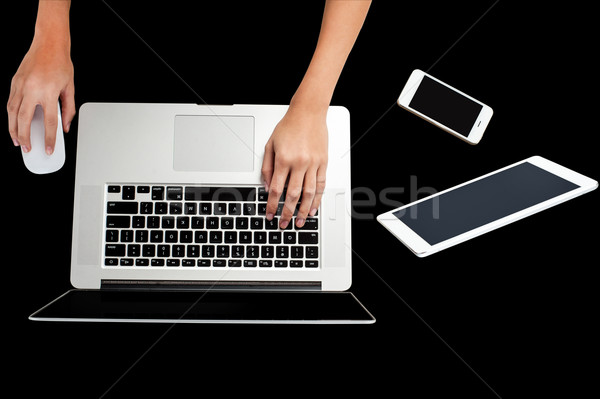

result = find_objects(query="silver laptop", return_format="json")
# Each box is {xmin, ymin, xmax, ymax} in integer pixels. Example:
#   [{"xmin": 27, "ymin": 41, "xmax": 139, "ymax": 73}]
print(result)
[{"xmin": 30, "ymin": 103, "xmax": 374, "ymax": 324}]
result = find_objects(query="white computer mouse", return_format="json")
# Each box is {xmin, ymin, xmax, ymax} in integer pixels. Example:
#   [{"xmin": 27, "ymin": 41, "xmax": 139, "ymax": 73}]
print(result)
[{"xmin": 21, "ymin": 103, "xmax": 65, "ymax": 174}]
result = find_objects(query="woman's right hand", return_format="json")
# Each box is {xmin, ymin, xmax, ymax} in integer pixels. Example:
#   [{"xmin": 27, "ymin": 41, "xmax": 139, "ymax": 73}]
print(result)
[
  {"xmin": 7, "ymin": 37, "xmax": 75, "ymax": 155},
  {"xmin": 7, "ymin": 0, "xmax": 75, "ymax": 155}
]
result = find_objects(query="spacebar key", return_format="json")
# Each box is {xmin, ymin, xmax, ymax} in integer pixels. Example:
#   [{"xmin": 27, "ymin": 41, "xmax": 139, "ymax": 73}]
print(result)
[{"xmin": 107, "ymin": 202, "xmax": 138, "ymax": 214}]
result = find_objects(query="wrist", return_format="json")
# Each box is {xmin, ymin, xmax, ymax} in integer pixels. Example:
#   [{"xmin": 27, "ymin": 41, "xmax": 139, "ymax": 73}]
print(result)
[
  {"xmin": 289, "ymin": 88, "xmax": 331, "ymax": 120},
  {"xmin": 31, "ymin": 33, "xmax": 71, "ymax": 57},
  {"xmin": 33, "ymin": 1, "xmax": 71, "ymax": 53}
]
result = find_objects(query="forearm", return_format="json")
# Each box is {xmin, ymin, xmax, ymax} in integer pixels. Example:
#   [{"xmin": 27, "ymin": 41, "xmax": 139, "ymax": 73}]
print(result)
[
  {"xmin": 290, "ymin": 0, "xmax": 371, "ymax": 114},
  {"xmin": 33, "ymin": 0, "xmax": 71, "ymax": 53}
]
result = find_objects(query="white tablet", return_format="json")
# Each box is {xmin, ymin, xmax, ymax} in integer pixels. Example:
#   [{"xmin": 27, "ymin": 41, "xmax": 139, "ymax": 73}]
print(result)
[{"xmin": 377, "ymin": 156, "xmax": 597, "ymax": 257}]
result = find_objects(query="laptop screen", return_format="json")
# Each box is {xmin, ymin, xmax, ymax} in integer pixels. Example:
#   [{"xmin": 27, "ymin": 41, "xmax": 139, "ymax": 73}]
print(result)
[{"xmin": 30, "ymin": 290, "xmax": 374, "ymax": 324}]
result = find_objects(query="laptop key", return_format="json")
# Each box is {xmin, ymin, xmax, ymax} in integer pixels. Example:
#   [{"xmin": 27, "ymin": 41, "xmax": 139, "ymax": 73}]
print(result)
[
  {"xmin": 185, "ymin": 203, "xmax": 197, "ymax": 215},
  {"xmin": 167, "ymin": 186, "xmax": 183, "ymax": 200},
  {"xmin": 169, "ymin": 203, "xmax": 183, "ymax": 214},
  {"xmin": 210, "ymin": 231, "xmax": 222, "ymax": 243},
  {"xmin": 142, "ymin": 244, "xmax": 155, "ymax": 257},
  {"xmin": 151, "ymin": 186, "xmax": 165, "ymax": 200},
  {"xmin": 127, "ymin": 244, "xmax": 140, "ymax": 257},
  {"xmin": 228, "ymin": 203, "xmax": 241, "ymax": 215},
  {"xmin": 261, "ymin": 245, "xmax": 274, "ymax": 258},
  {"xmin": 162, "ymin": 216, "xmax": 175, "ymax": 228},
  {"xmin": 191, "ymin": 216, "xmax": 205, "ymax": 229},
  {"xmin": 250, "ymin": 217, "xmax": 263, "ymax": 229},
  {"xmin": 214, "ymin": 203, "xmax": 227, "ymax": 215},
  {"xmin": 202, "ymin": 245, "xmax": 215, "ymax": 258},
  {"xmin": 224, "ymin": 231, "xmax": 237, "ymax": 243},
  {"xmin": 150, "ymin": 230, "xmax": 163, "ymax": 243},
  {"xmin": 147, "ymin": 216, "xmax": 160, "ymax": 228},
  {"xmin": 105, "ymin": 244, "xmax": 125, "ymax": 257},
  {"xmin": 152, "ymin": 259, "xmax": 165, "ymax": 266},
  {"xmin": 306, "ymin": 246, "xmax": 318, "ymax": 258},
  {"xmin": 291, "ymin": 246, "xmax": 303, "ymax": 258},
  {"xmin": 177, "ymin": 216, "xmax": 189, "ymax": 229},
  {"xmin": 106, "ymin": 230, "xmax": 119, "ymax": 242},
  {"xmin": 295, "ymin": 218, "xmax": 318, "ymax": 230},
  {"xmin": 180, "ymin": 231, "xmax": 193, "ymax": 243},
  {"xmin": 155, "ymin": 202, "xmax": 168, "ymax": 214},
  {"xmin": 221, "ymin": 217, "xmax": 234, "ymax": 229},
  {"xmin": 207, "ymin": 217, "xmax": 219, "ymax": 229},
  {"xmin": 257, "ymin": 203, "xmax": 267, "ymax": 215},
  {"xmin": 136, "ymin": 230, "xmax": 148, "ymax": 242},
  {"xmin": 122, "ymin": 186, "xmax": 135, "ymax": 200},
  {"xmin": 132, "ymin": 216, "xmax": 145, "ymax": 228},
  {"xmin": 265, "ymin": 218, "xmax": 278, "ymax": 230},
  {"xmin": 235, "ymin": 217, "xmax": 248, "ymax": 229},
  {"xmin": 105, "ymin": 258, "xmax": 119, "ymax": 266},
  {"xmin": 165, "ymin": 230, "xmax": 178, "ymax": 243},
  {"xmin": 269, "ymin": 232, "xmax": 281, "ymax": 244},
  {"xmin": 253, "ymin": 232, "xmax": 266, "ymax": 244},
  {"xmin": 157, "ymin": 245, "xmax": 170, "ymax": 257},
  {"xmin": 199, "ymin": 203, "xmax": 212, "ymax": 215},
  {"xmin": 172, "ymin": 245, "xmax": 185, "ymax": 257},
  {"xmin": 246, "ymin": 245, "xmax": 259, "ymax": 258},
  {"xmin": 298, "ymin": 232, "xmax": 318, "ymax": 244},
  {"xmin": 257, "ymin": 188, "xmax": 268, "ymax": 201},
  {"xmin": 243, "ymin": 203, "xmax": 256, "ymax": 215},
  {"xmin": 276, "ymin": 245, "xmax": 289, "ymax": 258},
  {"xmin": 232, "ymin": 245, "xmax": 244, "ymax": 258},
  {"xmin": 217, "ymin": 245, "xmax": 229, "ymax": 258},
  {"xmin": 195, "ymin": 231, "xmax": 208, "ymax": 243},
  {"xmin": 107, "ymin": 202, "xmax": 138, "ymax": 214},
  {"xmin": 140, "ymin": 202, "xmax": 153, "ymax": 214},
  {"xmin": 121, "ymin": 230, "xmax": 134, "ymax": 244},
  {"xmin": 187, "ymin": 245, "xmax": 200, "ymax": 258},
  {"xmin": 283, "ymin": 232, "xmax": 296, "ymax": 244},
  {"xmin": 135, "ymin": 259, "xmax": 149, "ymax": 267},
  {"xmin": 239, "ymin": 231, "xmax": 252, "ymax": 243}
]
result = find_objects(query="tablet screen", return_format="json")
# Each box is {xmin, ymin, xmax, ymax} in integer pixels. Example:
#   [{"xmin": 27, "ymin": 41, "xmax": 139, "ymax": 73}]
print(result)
[{"xmin": 393, "ymin": 162, "xmax": 579, "ymax": 245}]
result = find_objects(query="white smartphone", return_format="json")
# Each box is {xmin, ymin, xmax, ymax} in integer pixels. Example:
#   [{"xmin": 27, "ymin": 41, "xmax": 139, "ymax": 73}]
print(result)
[
  {"xmin": 377, "ymin": 156, "xmax": 597, "ymax": 257},
  {"xmin": 397, "ymin": 69, "xmax": 493, "ymax": 144}
]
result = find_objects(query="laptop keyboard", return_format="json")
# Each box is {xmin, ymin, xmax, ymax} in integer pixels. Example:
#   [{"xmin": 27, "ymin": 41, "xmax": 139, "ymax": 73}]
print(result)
[{"xmin": 103, "ymin": 185, "xmax": 319, "ymax": 269}]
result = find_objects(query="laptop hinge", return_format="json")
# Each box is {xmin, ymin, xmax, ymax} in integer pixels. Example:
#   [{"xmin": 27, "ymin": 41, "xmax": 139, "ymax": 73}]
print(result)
[{"xmin": 101, "ymin": 280, "xmax": 321, "ymax": 291}]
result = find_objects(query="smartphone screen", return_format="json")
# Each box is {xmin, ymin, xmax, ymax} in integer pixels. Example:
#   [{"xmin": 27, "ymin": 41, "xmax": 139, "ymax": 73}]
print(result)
[{"xmin": 409, "ymin": 76, "xmax": 483, "ymax": 136}]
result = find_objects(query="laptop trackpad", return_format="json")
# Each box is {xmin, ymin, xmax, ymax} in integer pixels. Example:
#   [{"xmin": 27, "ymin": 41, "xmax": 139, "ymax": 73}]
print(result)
[{"xmin": 173, "ymin": 115, "xmax": 255, "ymax": 172}]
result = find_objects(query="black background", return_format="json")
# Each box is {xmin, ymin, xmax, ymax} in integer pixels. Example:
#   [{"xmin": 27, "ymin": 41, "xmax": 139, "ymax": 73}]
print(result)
[{"xmin": 3, "ymin": 1, "xmax": 598, "ymax": 397}]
